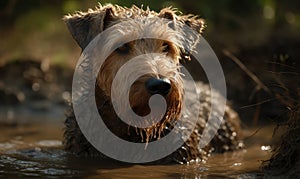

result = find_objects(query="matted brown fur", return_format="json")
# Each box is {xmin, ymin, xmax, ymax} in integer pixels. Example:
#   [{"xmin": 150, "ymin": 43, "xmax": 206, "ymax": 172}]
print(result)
[{"xmin": 63, "ymin": 4, "xmax": 243, "ymax": 163}]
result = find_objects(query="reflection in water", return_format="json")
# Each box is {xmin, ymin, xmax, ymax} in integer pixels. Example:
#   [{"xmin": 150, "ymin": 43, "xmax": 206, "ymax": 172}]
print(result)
[{"xmin": 0, "ymin": 122, "xmax": 272, "ymax": 178}]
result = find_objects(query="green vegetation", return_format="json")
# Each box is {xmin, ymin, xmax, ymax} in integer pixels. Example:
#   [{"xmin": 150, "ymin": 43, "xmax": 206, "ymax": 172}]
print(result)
[{"xmin": 0, "ymin": 0, "xmax": 299, "ymax": 66}]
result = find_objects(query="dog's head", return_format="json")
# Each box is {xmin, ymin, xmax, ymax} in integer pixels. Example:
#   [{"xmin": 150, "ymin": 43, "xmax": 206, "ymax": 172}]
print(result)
[{"xmin": 64, "ymin": 4, "xmax": 205, "ymax": 141}]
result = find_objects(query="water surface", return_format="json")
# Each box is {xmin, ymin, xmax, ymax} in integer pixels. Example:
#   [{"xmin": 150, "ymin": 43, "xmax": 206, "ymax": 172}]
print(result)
[{"xmin": 0, "ymin": 120, "xmax": 273, "ymax": 178}]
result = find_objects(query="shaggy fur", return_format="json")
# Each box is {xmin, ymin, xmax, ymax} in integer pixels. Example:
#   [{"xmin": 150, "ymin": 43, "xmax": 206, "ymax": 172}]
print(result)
[{"xmin": 63, "ymin": 4, "xmax": 243, "ymax": 163}]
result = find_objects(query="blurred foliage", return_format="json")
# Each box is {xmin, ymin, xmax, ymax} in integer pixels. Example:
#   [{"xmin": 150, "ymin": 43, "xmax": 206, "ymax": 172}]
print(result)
[
  {"xmin": 0, "ymin": 0, "xmax": 299, "ymax": 126},
  {"xmin": 0, "ymin": 0, "xmax": 299, "ymax": 65}
]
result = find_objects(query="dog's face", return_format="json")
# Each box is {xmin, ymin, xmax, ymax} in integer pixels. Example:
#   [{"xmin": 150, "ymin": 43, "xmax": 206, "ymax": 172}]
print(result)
[
  {"xmin": 64, "ymin": 4, "xmax": 205, "ymax": 140},
  {"xmin": 99, "ymin": 37, "xmax": 182, "ymax": 116}
]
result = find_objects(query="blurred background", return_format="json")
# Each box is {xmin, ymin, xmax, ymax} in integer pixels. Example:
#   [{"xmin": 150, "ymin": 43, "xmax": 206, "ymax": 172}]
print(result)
[{"xmin": 0, "ymin": 0, "xmax": 299, "ymax": 125}]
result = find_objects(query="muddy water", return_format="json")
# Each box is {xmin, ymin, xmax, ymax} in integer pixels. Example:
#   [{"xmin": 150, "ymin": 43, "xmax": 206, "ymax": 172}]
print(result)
[{"xmin": 0, "ymin": 119, "xmax": 274, "ymax": 178}]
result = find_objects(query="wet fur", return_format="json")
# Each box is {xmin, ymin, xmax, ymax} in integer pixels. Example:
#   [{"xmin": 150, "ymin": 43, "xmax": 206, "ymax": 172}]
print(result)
[{"xmin": 63, "ymin": 4, "xmax": 243, "ymax": 163}]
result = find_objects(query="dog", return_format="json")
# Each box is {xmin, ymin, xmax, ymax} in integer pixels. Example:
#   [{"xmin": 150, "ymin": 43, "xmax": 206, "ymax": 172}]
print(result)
[{"xmin": 63, "ymin": 4, "xmax": 243, "ymax": 164}]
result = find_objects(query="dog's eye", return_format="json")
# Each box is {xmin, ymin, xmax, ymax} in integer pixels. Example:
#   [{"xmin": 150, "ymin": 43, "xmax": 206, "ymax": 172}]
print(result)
[
  {"xmin": 162, "ymin": 43, "xmax": 170, "ymax": 53},
  {"xmin": 116, "ymin": 43, "xmax": 130, "ymax": 54}
]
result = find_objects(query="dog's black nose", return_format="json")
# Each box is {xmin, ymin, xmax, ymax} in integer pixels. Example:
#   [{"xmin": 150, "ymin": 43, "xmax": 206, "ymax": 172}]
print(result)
[{"xmin": 145, "ymin": 77, "xmax": 171, "ymax": 96}]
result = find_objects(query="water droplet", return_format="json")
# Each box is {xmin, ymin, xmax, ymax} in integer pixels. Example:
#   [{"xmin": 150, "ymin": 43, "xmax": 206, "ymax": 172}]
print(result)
[
  {"xmin": 233, "ymin": 162, "xmax": 242, "ymax": 166},
  {"xmin": 261, "ymin": 145, "xmax": 271, "ymax": 151}
]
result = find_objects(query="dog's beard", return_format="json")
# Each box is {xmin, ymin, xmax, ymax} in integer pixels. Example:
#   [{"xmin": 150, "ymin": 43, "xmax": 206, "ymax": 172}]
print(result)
[
  {"xmin": 132, "ymin": 85, "xmax": 183, "ymax": 145},
  {"xmin": 96, "ymin": 83, "xmax": 182, "ymax": 147},
  {"xmin": 134, "ymin": 103, "xmax": 182, "ymax": 146}
]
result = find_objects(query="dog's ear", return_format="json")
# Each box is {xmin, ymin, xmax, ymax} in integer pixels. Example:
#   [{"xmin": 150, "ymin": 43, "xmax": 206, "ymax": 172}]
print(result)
[
  {"xmin": 158, "ymin": 8, "xmax": 177, "ymax": 29},
  {"xmin": 180, "ymin": 15, "xmax": 206, "ymax": 35},
  {"xmin": 178, "ymin": 16, "xmax": 206, "ymax": 61},
  {"xmin": 159, "ymin": 9, "xmax": 206, "ymax": 61},
  {"xmin": 158, "ymin": 8, "xmax": 176, "ymax": 20},
  {"xmin": 63, "ymin": 5, "xmax": 116, "ymax": 49}
]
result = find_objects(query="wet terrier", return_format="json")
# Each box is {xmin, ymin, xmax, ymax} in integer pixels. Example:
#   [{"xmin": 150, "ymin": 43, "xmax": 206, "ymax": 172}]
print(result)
[{"xmin": 63, "ymin": 4, "xmax": 243, "ymax": 163}]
